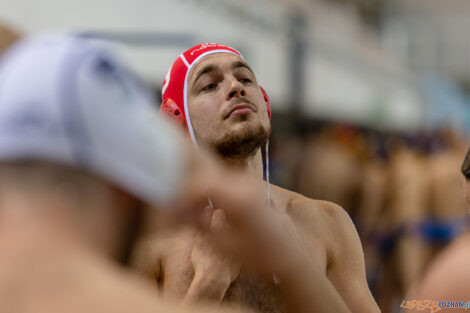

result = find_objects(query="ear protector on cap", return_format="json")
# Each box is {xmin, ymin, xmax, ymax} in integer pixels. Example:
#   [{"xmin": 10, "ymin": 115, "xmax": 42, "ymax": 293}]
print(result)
[{"xmin": 160, "ymin": 98, "xmax": 186, "ymax": 126}]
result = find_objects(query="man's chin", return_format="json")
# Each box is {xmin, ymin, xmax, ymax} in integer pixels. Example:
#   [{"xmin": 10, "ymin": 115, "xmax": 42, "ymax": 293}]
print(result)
[
  {"xmin": 225, "ymin": 112, "xmax": 254, "ymax": 124},
  {"xmin": 213, "ymin": 122, "xmax": 270, "ymax": 159},
  {"xmin": 226, "ymin": 119, "xmax": 253, "ymax": 132},
  {"xmin": 226, "ymin": 119, "xmax": 262, "ymax": 139}
]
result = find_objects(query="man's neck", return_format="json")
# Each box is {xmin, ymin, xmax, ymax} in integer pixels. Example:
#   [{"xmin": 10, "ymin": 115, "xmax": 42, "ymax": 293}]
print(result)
[
  {"xmin": 0, "ymin": 189, "xmax": 110, "ymax": 260},
  {"xmin": 221, "ymin": 149, "xmax": 264, "ymax": 181},
  {"xmin": 0, "ymin": 191, "xmax": 83, "ymax": 250}
]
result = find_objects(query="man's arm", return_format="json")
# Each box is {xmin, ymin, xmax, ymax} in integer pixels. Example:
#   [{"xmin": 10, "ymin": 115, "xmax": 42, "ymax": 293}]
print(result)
[
  {"xmin": 274, "ymin": 252, "xmax": 353, "ymax": 313},
  {"xmin": 270, "ymin": 200, "xmax": 355, "ymax": 313},
  {"xmin": 306, "ymin": 201, "xmax": 381, "ymax": 313}
]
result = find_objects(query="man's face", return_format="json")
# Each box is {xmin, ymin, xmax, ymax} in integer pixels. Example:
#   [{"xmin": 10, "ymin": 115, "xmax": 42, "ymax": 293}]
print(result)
[{"xmin": 187, "ymin": 53, "xmax": 270, "ymax": 158}]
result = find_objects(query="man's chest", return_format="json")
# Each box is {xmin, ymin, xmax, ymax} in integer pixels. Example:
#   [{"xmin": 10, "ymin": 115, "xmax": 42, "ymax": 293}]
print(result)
[
  {"xmin": 159, "ymin": 223, "xmax": 328, "ymax": 313},
  {"xmin": 161, "ymin": 250, "xmax": 287, "ymax": 313},
  {"xmin": 223, "ymin": 270, "xmax": 287, "ymax": 313}
]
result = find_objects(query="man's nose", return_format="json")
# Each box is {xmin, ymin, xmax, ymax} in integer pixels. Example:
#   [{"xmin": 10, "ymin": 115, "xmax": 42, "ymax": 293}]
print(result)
[{"xmin": 226, "ymin": 77, "xmax": 245, "ymax": 100}]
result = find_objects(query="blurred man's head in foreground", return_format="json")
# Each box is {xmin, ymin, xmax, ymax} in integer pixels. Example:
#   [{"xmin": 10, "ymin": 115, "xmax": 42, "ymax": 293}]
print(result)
[{"xmin": 0, "ymin": 34, "xmax": 186, "ymax": 264}]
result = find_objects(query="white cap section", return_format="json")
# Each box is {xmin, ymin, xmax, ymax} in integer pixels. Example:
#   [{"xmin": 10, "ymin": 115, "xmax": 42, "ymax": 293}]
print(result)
[{"xmin": 0, "ymin": 34, "xmax": 186, "ymax": 207}]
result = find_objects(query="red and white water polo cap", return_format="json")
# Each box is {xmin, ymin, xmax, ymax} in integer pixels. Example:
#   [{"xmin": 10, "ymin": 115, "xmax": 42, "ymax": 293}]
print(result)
[{"xmin": 161, "ymin": 43, "xmax": 271, "ymax": 145}]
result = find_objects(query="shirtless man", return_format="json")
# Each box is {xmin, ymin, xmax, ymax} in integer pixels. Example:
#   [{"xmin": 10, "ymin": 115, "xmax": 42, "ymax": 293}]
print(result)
[
  {"xmin": 409, "ymin": 146, "xmax": 470, "ymax": 313},
  {"xmin": 132, "ymin": 43, "xmax": 380, "ymax": 313},
  {"xmin": 0, "ymin": 35, "xmax": 264, "ymax": 313}
]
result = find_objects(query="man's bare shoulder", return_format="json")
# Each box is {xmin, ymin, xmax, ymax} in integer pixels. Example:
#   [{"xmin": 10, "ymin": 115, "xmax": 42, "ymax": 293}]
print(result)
[
  {"xmin": 270, "ymin": 184, "xmax": 360, "ymax": 264},
  {"xmin": 131, "ymin": 228, "xmax": 193, "ymax": 278},
  {"xmin": 271, "ymin": 184, "xmax": 351, "ymax": 230}
]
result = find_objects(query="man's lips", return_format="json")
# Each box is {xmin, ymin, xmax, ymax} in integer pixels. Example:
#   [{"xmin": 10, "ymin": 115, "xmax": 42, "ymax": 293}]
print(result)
[{"xmin": 225, "ymin": 103, "xmax": 255, "ymax": 119}]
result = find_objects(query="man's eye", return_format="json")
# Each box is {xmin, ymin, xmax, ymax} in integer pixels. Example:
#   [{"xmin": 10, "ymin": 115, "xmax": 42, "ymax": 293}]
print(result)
[
  {"xmin": 202, "ymin": 83, "xmax": 217, "ymax": 91},
  {"xmin": 239, "ymin": 78, "xmax": 252, "ymax": 84}
]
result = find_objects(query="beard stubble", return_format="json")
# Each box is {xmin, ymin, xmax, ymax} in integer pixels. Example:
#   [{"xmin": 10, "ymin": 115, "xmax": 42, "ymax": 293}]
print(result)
[{"xmin": 211, "ymin": 121, "xmax": 270, "ymax": 159}]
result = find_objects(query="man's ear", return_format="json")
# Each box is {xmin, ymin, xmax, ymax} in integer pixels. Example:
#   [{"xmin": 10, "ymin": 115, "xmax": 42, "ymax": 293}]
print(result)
[{"xmin": 160, "ymin": 98, "xmax": 186, "ymax": 126}]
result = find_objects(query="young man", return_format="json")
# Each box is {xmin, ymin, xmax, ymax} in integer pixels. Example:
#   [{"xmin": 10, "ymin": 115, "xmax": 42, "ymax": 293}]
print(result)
[
  {"xmin": 0, "ymin": 35, "xmax": 262, "ymax": 313},
  {"xmin": 132, "ymin": 43, "xmax": 380, "ymax": 313}
]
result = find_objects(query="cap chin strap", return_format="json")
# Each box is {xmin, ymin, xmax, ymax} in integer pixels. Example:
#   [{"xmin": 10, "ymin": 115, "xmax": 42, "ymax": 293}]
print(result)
[
  {"xmin": 267, "ymin": 138, "xmax": 278, "ymax": 286},
  {"xmin": 265, "ymin": 140, "xmax": 271, "ymax": 204}
]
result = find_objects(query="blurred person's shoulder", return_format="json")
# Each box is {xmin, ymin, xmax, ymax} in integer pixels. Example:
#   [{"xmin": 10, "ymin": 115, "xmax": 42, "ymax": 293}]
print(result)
[
  {"xmin": 0, "ymin": 241, "xmax": 165, "ymax": 313},
  {"xmin": 417, "ymin": 233, "xmax": 470, "ymax": 299}
]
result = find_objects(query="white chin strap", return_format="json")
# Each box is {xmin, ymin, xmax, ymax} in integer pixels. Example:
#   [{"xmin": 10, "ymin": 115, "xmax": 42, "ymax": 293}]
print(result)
[{"xmin": 265, "ymin": 140, "xmax": 271, "ymax": 204}]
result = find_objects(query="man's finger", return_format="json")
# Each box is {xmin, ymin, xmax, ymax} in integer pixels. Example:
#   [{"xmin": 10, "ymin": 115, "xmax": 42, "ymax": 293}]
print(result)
[
  {"xmin": 200, "ymin": 205, "xmax": 213, "ymax": 231},
  {"xmin": 210, "ymin": 209, "xmax": 226, "ymax": 229}
]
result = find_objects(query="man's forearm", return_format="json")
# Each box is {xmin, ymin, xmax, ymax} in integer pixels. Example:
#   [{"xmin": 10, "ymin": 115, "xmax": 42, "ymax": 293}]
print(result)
[
  {"xmin": 277, "ymin": 258, "xmax": 352, "ymax": 313},
  {"xmin": 182, "ymin": 272, "xmax": 231, "ymax": 305}
]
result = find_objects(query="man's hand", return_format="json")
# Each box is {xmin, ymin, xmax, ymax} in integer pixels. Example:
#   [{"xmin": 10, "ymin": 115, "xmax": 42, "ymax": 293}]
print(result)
[
  {"xmin": 205, "ymin": 182, "xmax": 353, "ymax": 313},
  {"xmin": 183, "ymin": 207, "xmax": 241, "ymax": 305},
  {"xmin": 205, "ymin": 186, "xmax": 311, "ymax": 278}
]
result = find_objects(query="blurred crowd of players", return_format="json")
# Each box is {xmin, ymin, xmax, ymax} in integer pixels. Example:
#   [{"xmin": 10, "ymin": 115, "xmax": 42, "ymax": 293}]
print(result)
[{"xmin": 269, "ymin": 119, "xmax": 468, "ymax": 313}]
